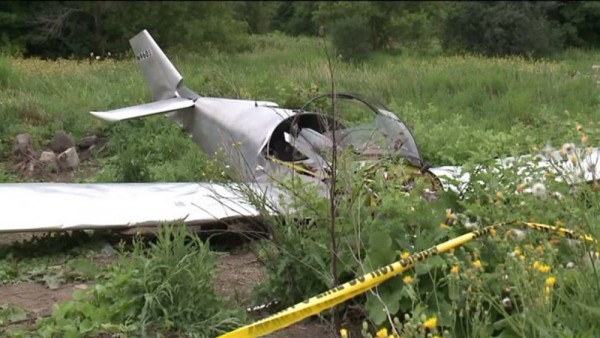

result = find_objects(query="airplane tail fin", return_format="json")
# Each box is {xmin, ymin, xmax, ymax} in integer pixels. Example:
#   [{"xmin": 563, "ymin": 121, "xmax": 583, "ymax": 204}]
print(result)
[{"xmin": 129, "ymin": 30, "xmax": 183, "ymax": 101}]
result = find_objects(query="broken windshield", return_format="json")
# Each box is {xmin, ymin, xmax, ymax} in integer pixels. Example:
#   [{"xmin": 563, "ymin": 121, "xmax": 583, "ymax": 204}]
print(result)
[
  {"xmin": 332, "ymin": 113, "xmax": 422, "ymax": 166},
  {"xmin": 264, "ymin": 93, "xmax": 423, "ymax": 179},
  {"xmin": 299, "ymin": 93, "xmax": 422, "ymax": 166}
]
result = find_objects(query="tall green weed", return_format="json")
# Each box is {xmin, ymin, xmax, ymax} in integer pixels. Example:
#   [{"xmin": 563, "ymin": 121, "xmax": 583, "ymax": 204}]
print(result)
[{"xmin": 33, "ymin": 223, "xmax": 245, "ymax": 337}]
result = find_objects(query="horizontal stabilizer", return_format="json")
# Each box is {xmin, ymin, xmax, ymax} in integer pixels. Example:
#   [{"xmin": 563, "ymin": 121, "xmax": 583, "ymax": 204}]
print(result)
[{"xmin": 90, "ymin": 97, "xmax": 194, "ymax": 122}]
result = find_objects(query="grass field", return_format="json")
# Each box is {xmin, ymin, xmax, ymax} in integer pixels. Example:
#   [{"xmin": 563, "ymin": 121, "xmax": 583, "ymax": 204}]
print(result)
[{"xmin": 1, "ymin": 33, "xmax": 600, "ymax": 337}]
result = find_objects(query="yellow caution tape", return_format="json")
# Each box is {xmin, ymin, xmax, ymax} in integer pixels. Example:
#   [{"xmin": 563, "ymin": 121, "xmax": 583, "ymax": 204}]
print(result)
[{"xmin": 218, "ymin": 221, "xmax": 597, "ymax": 338}]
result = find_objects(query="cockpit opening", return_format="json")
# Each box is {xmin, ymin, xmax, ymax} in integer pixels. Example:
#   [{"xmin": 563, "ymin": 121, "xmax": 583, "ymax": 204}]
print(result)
[{"xmin": 263, "ymin": 93, "xmax": 424, "ymax": 180}]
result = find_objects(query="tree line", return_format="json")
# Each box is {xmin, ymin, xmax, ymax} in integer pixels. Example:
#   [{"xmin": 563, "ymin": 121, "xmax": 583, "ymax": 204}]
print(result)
[{"xmin": 0, "ymin": 1, "xmax": 598, "ymax": 60}]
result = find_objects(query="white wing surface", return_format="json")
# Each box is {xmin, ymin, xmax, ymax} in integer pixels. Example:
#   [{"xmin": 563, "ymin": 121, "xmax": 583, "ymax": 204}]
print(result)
[
  {"xmin": 431, "ymin": 147, "xmax": 600, "ymax": 194},
  {"xmin": 0, "ymin": 182, "xmax": 260, "ymax": 232}
]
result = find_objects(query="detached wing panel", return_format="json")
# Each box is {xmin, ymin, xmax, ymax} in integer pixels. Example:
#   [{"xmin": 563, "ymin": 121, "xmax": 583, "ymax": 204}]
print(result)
[
  {"xmin": 90, "ymin": 97, "xmax": 194, "ymax": 122},
  {"xmin": 0, "ymin": 183, "xmax": 259, "ymax": 232},
  {"xmin": 431, "ymin": 147, "xmax": 600, "ymax": 194}
]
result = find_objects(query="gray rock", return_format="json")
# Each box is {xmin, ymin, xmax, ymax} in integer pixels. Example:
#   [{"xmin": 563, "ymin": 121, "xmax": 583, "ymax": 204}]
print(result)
[
  {"xmin": 51, "ymin": 131, "xmax": 75, "ymax": 154},
  {"xmin": 27, "ymin": 161, "xmax": 39, "ymax": 173},
  {"xmin": 57, "ymin": 147, "xmax": 80, "ymax": 171},
  {"xmin": 77, "ymin": 135, "xmax": 98, "ymax": 149},
  {"xmin": 12, "ymin": 133, "xmax": 32, "ymax": 156},
  {"xmin": 100, "ymin": 242, "xmax": 117, "ymax": 256},
  {"xmin": 39, "ymin": 151, "xmax": 58, "ymax": 171},
  {"xmin": 32, "ymin": 150, "xmax": 42, "ymax": 161}
]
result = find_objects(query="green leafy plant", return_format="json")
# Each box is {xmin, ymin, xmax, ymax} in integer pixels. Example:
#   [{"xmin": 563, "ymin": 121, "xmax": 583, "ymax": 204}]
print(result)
[{"xmin": 34, "ymin": 223, "xmax": 245, "ymax": 337}]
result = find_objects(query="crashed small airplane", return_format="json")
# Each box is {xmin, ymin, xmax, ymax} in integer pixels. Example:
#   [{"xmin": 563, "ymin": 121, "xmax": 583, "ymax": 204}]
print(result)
[{"xmin": 1, "ymin": 30, "xmax": 599, "ymax": 233}]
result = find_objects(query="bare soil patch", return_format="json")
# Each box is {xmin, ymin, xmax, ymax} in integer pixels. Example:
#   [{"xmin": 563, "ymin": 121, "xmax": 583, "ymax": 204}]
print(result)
[
  {"xmin": 0, "ymin": 281, "xmax": 81, "ymax": 315},
  {"xmin": 0, "ymin": 281, "xmax": 86, "ymax": 332},
  {"xmin": 0, "ymin": 242, "xmax": 335, "ymax": 337},
  {"xmin": 214, "ymin": 249, "xmax": 337, "ymax": 338}
]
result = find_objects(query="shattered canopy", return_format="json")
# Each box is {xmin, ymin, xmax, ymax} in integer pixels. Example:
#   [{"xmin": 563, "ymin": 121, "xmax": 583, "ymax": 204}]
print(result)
[
  {"xmin": 301, "ymin": 93, "xmax": 422, "ymax": 166},
  {"xmin": 263, "ymin": 93, "xmax": 424, "ymax": 181}
]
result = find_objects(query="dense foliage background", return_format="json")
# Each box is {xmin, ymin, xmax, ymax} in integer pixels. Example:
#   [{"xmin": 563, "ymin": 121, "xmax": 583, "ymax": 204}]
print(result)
[
  {"xmin": 1, "ymin": 1, "xmax": 599, "ymax": 60},
  {"xmin": 1, "ymin": 2, "xmax": 600, "ymax": 337}
]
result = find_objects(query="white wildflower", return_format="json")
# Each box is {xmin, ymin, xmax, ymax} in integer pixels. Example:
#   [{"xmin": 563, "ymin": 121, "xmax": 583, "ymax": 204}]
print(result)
[
  {"xmin": 532, "ymin": 182, "xmax": 546, "ymax": 198},
  {"xmin": 464, "ymin": 220, "xmax": 478, "ymax": 230},
  {"xmin": 509, "ymin": 229, "xmax": 526, "ymax": 241},
  {"xmin": 561, "ymin": 143, "xmax": 576, "ymax": 157},
  {"xmin": 566, "ymin": 261, "xmax": 575, "ymax": 269}
]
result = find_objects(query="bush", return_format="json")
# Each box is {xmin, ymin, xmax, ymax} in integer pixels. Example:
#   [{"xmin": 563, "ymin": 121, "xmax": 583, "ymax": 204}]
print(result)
[
  {"xmin": 0, "ymin": 55, "xmax": 19, "ymax": 89},
  {"xmin": 442, "ymin": 2, "xmax": 565, "ymax": 58},
  {"xmin": 330, "ymin": 16, "xmax": 373, "ymax": 62},
  {"xmin": 35, "ymin": 223, "xmax": 245, "ymax": 337},
  {"xmin": 249, "ymin": 121, "xmax": 600, "ymax": 337}
]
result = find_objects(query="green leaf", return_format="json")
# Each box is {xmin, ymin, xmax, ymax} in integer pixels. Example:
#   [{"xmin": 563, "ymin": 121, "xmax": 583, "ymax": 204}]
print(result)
[
  {"xmin": 365, "ymin": 294, "xmax": 389, "ymax": 325},
  {"xmin": 0, "ymin": 304, "xmax": 28, "ymax": 325},
  {"xmin": 366, "ymin": 230, "xmax": 393, "ymax": 269},
  {"xmin": 43, "ymin": 273, "xmax": 65, "ymax": 290},
  {"xmin": 68, "ymin": 258, "xmax": 99, "ymax": 280}
]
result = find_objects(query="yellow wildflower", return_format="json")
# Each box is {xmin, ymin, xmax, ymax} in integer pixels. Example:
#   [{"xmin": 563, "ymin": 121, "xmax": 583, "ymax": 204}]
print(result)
[
  {"xmin": 513, "ymin": 247, "xmax": 522, "ymax": 255},
  {"xmin": 516, "ymin": 182, "xmax": 527, "ymax": 193},
  {"xmin": 570, "ymin": 155, "xmax": 578, "ymax": 165},
  {"xmin": 439, "ymin": 222, "xmax": 448, "ymax": 229},
  {"xmin": 496, "ymin": 191, "xmax": 504, "ymax": 200},
  {"xmin": 445, "ymin": 208, "xmax": 456, "ymax": 220},
  {"xmin": 376, "ymin": 328, "xmax": 388, "ymax": 338},
  {"xmin": 473, "ymin": 260, "xmax": 482, "ymax": 269},
  {"xmin": 534, "ymin": 263, "xmax": 551, "ymax": 273},
  {"xmin": 576, "ymin": 123, "xmax": 583, "ymax": 131},
  {"xmin": 544, "ymin": 286, "xmax": 552, "ymax": 295},
  {"xmin": 536, "ymin": 245, "xmax": 544, "ymax": 254},
  {"xmin": 545, "ymin": 276, "xmax": 556, "ymax": 287},
  {"xmin": 340, "ymin": 328, "xmax": 348, "ymax": 338},
  {"xmin": 403, "ymin": 275, "xmax": 414, "ymax": 284},
  {"xmin": 451, "ymin": 265, "xmax": 459, "ymax": 274},
  {"xmin": 401, "ymin": 251, "xmax": 410, "ymax": 260},
  {"xmin": 422, "ymin": 316, "xmax": 438, "ymax": 329},
  {"xmin": 581, "ymin": 133, "xmax": 589, "ymax": 144},
  {"xmin": 489, "ymin": 227, "xmax": 496, "ymax": 236}
]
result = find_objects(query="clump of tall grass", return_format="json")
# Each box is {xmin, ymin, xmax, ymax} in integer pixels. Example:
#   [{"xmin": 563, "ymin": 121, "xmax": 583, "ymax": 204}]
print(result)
[
  {"xmin": 0, "ymin": 55, "xmax": 19, "ymax": 89},
  {"xmin": 34, "ymin": 223, "xmax": 245, "ymax": 337}
]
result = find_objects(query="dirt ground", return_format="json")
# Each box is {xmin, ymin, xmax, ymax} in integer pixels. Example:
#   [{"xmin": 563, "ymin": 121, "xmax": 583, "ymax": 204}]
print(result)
[
  {"xmin": 214, "ymin": 250, "xmax": 337, "ymax": 338},
  {"xmin": 0, "ymin": 232, "xmax": 337, "ymax": 337}
]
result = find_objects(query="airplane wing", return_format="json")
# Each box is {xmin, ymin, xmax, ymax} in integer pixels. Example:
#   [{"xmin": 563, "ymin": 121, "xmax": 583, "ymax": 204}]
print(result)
[
  {"xmin": 2, "ymin": 147, "xmax": 596, "ymax": 233},
  {"xmin": 0, "ymin": 182, "xmax": 261, "ymax": 232},
  {"xmin": 431, "ymin": 146, "xmax": 600, "ymax": 195},
  {"xmin": 90, "ymin": 97, "xmax": 195, "ymax": 122}
]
